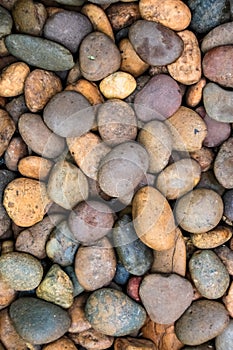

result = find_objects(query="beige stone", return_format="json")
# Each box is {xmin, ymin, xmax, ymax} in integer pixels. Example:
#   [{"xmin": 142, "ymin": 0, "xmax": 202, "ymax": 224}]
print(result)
[
  {"xmin": 0, "ymin": 62, "xmax": 30, "ymax": 97},
  {"xmin": 100, "ymin": 71, "xmax": 136, "ymax": 99},
  {"xmin": 191, "ymin": 226, "xmax": 233, "ymax": 249},
  {"xmin": 18, "ymin": 156, "xmax": 53, "ymax": 181},
  {"xmin": 223, "ymin": 281, "xmax": 233, "ymax": 317},
  {"xmin": 186, "ymin": 77, "xmax": 206, "ymax": 107},
  {"xmin": 68, "ymin": 294, "xmax": 91, "ymax": 333}
]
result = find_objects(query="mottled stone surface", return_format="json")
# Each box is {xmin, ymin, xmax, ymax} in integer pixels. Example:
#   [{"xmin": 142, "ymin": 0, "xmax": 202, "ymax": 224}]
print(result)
[
  {"xmin": 0, "ymin": 5, "xmax": 12, "ymax": 38},
  {"xmin": 214, "ymin": 137, "xmax": 233, "ymax": 189},
  {"xmin": 201, "ymin": 22, "xmax": 233, "ymax": 53}
]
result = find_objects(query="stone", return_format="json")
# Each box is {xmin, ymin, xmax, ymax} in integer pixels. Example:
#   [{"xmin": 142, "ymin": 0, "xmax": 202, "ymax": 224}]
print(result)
[
  {"xmin": 99, "ymin": 71, "xmax": 136, "ymax": 99},
  {"xmin": 186, "ymin": 78, "xmax": 206, "ymax": 107},
  {"xmin": 64, "ymin": 265, "xmax": 84, "ymax": 297},
  {"xmin": 128, "ymin": 20, "xmax": 184, "ymax": 66},
  {"xmin": 132, "ymin": 186, "xmax": 176, "ymax": 251},
  {"xmin": 54, "ymin": 0, "xmax": 85, "ymax": 4},
  {"xmin": 85, "ymin": 288, "xmax": 146, "ymax": 336},
  {"xmin": 18, "ymin": 156, "xmax": 53, "ymax": 181},
  {"xmin": 70, "ymin": 328, "xmax": 114, "ymax": 349},
  {"xmin": 127, "ymin": 276, "xmax": 142, "ymax": 302},
  {"xmin": 5, "ymin": 95, "xmax": 28, "ymax": 124},
  {"xmin": 0, "ymin": 62, "xmax": 30, "ymax": 97},
  {"xmin": 0, "ymin": 204, "xmax": 11, "ymax": 238},
  {"xmin": 223, "ymin": 190, "xmax": 233, "ymax": 222},
  {"xmin": 215, "ymin": 245, "xmax": 233, "ymax": 276},
  {"xmin": 114, "ymin": 262, "xmax": 130, "ymax": 285},
  {"xmin": 10, "ymin": 297, "xmax": 71, "ymax": 344},
  {"xmin": 203, "ymin": 83, "xmax": 233, "ymax": 123},
  {"xmin": 0, "ymin": 252, "xmax": 43, "ymax": 291},
  {"xmin": 175, "ymin": 300, "xmax": 229, "ymax": 345},
  {"xmin": 0, "ymin": 278, "xmax": 16, "ymax": 310},
  {"xmin": 215, "ymin": 320, "xmax": 233, "ymax": 350},
  {"xmin": 202, "ymin": 112, "xmax": 231, "ymax": 148},
  {"xmin": 214, "ymin": 137, "xmax": 233, "ymax": 189},
  {"xmin": 0, "ymin": 5, "xmax": 12, "ymax": 38},
  {"xmin": 191, "ymin": 226, "xmax": 233, "ymax": 249},
  {"xmin": 0, "ymin": 110, "xmax": 15, "ymax": 157},
  {"xmin": 5, "ymin": 34, "xmax": 74, "ymax": 71},
  {"xmin": 65, "ymin": 78, "xmax": 104, "ymax": 105},
  {"xmin": 114, "ymin": 337, "xmax": 155, "ymax": 350},
  {"xmin": 3, "ymin": 177, "xmax": 51, "ymax": 227},
  {"xmin": 68, "ymin": 294, "xmax": 91, "ymax": 333},
  {"xmin": 43, "ymin": 91, "xmax": 95, "ymax": 138},
  {"xmin": 4, "ymin": 136, "xmax": 28, "ymax": 172},
  {"xmin": 134, "ymin": 74, "xmax": 182, "ymax": 122},
  {"xmin": 201, "ymin": 22, "xmax": 233, "ymax": 53},
  {"xmin": 36, "ymin": 264, "xmax": 74, "ymax": 308},
  {"xmin": 190, "ymin": 147, "xmax": 214, "ymax": 172},
  {"xmin": 189, "ymin": 250, "xmax": 230, "ymax": 299},
  {"xmin": 140, "ymin": 273, "xmax": 193, "ymax": 324},
  {"xmin": 106, "ymin": 2, "xmax": 140, "ymax": 31},
  {"xmin": 223, "ymin": 281, "xmax": 233, "ymax": 318},
  {"xmin": 44, "ymin": 11, "xmax": 92, "ymax": 53},
  {"xmin": 42, "ymin": 337, "xmax": 77, "ymax": 350},
  {"xmin": 167, "ymin": 30, "xmax": 201, "ymax": 85}
]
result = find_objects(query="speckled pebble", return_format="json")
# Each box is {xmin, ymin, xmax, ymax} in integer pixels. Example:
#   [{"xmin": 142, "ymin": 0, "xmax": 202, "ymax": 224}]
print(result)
[{"xmin": 201, "ymin": 22, "xmax": 233, "ymax": 53}]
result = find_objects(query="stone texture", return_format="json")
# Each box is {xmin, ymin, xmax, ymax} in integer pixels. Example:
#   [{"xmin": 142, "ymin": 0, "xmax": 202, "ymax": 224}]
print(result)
[
  {"xmin": 215, "ymin": 319, "xmax": 233, "ymax": 350},
  {"xmin": 186, "ymin": 78, "xmax": 206, "ymax": 107},
  {"xmin": 214, "ymin": 137, "xmax": 233, "ymax": 189},
  {"xmin": 201, "ymin": 22, "xmax": 233, "ymax": 53},
  {"xmin": 0, "ymin": 278, "xmax": 16, "ymax": 310},
  {"xmin": 68, "ymin": 294, "xmax": 91, "ymax": 333},
  {"xmin": 191, "ymin": 226, "xmax": 232, "ymax": 249},
  {"xmin": 69, "ymin": 327, "xmax": 114, "ymax": 349},
  {"xmin": 0, "ymin": 110, "xmax": 15, "ymax": 157},
  {"xmin": 42, "ymin": 337, "xmax": 77, "ymax": 350},
  {"xmin": 0, "ymin": 62, "xmax": 30, "ymax": 97},
  {"xmin": 18, "ymin": 156, "xmax": 53, "ymax": 180},
  {"xmin": 202, "ymin": 112, "xmax": 231, "ymax": 148},
  {"xmin": 106, "ymin": 2, "xmax": 140, "ymax": 31},
  {"xmin": 0, "ymin": 5, "xmax": 12, "ymax": 38},
  {"xmin": 100, "ymin": 72, "xmax": 136, "ymax": 99},
  {"xmin": 114, "ymin": 337, "xmax": 156, "ymax": 350},
  {"xmin": 223, "ymin": 190, "xmax": 233, "ymax": 223},
  {"xmin": 4, "ymin": 136, "xmax": 28, "ymax": 172}
]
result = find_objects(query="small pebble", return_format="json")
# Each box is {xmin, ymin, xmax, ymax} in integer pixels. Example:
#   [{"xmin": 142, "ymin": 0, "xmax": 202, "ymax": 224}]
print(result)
[
  {"xmin": 18, "ymin": 156, "xmax": 53, "ymax": 181},
  {"xmin": 69, "ymin": 327, "xmax": 114, "ymax": 349},
  {"xmin": 100, "ymin": 71, "xmax": 136, "ymax": 99},
  {"xmin": 42, "ymin": 336, "xmax": 77, "ymax": 350},
  {"xmin": 106, "ymin": 2, "xmax": 140, "ymax": 31},
  {"xmin": 186, "ymin": 78, "xmax": 206, "ymax": 107},
  {"xmin": 114, "ymin": 262, "xmax": 130, "ymax": 285},
  {"xmin": 114, "ymin": 337, "xmax": 155, "ymax": 350},
  {"xmin": 127, "ymin": 276, "xmax": 142, "ymax": 302},
  {"xmin": 68, "ymin": 294, "xmax": 91, "ymax": 333},
  {"xmin": 215, "ymin": 320, "xmax": 233, "ymax": 350},
  {"xmin": 215, "ymin": 246, "xmax": 233, "ymax": 276},
  {"xmin": 4, "ymin": 136, "xmax": 27, "ymax": 172},
  {"xmin": 0, "ymin": 110, "xmax": 15, "ymax": 157},
  {"xmin": 191, "ymin": 226, "xmax": 233, "ymax": 249},
  {"xmin": 223, "ymin": 281, "xmax": 233, "ymax": 318},
  {"xmin": 202, "ymin": 112, "xmax": 231, "ymax": 148},
  {"xmin": 0, "ymin": 278, "xmax": 16, "ymax": 310}
]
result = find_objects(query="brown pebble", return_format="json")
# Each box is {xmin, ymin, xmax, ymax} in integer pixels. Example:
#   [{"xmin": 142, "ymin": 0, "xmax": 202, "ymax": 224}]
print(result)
[
  {"xmin": 4, "ymin": 136, "xmax": 28, "ymax": 171},
  {"xmin": 214, "ymin": 137, "xmax": 233, "ymax": 189},
  {"xmin": 0, "ymin": 62, "xmax": 30, "ymax": 97},
  {"xmin": 68, "ymin": 294, "xmax": 91, "ymax": 333},
  {"xmin": 215, "ymin": 245, "xmax": 233, "ymax": 276},
  {"xmin": 0, "ymin": 279, "xmax": 16, "ymax": 310},
  {"xmin": 186, "ymin": 78, "xmax": 206, "ymax": 107},
  {"xmin": 42, "ymin": 336, "xmax": 77, "ymax": 350},
  {"xmin": 69, "ymin": 328, "xmax": 114, "ymax": 350},
  {"xmin": 191, "ymin": 226, "xmax": 233, "ymax": 249},
  {"xmin": 18, "ymin": 156, "xmax": 53, "ymax": 181},
  {"xmin": 65, "ymin": 79, "xmax": 104, "ymax": 105},
  {"xmin": 0, "ymin": 110, "xmax": 15, "ymax": 157},
  {"xmin": 107, "ymin": 2, "xmax": 140, "ymax": 31},
  {"xmin": 114, "ymin": 337, "xmax": 156, "ymax": 350},
  {"xmin": 190, "ymin": 147, "xmax": 214, "ymax": 172},
  {"xmin": 100, "ymin": 71, "xmax": 136, "ymax": 99}
]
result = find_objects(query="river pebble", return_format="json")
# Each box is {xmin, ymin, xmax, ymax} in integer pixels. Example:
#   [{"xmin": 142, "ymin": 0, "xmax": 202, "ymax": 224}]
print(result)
[
  {"xmin": 0, "ymin": 110, "xmax": 15, "ymax": 157},
  {"xmin": 0, "ymin": 6, "xmax": 12, "ymax": 38},
  {"xmin": 100, "ymin": 71, "xmax": 136, "ymax": 99},
  {"xmin": 223, "ymin": 190, "xmax": 233, "ymax": 223},
  {"xmin": 0, "ymin": 62, "xmax": 30, "ymax": 97},
  {"xmin": 191, "ymin": 226, "xmax": 233, "ymax": 249},
  {"xmin": 214, "ymin": 137, "xmax": 233, "ymax": 189},
  {"xmin": 201, "ymin": 22, "xmax": 233, "ymax": 53}
]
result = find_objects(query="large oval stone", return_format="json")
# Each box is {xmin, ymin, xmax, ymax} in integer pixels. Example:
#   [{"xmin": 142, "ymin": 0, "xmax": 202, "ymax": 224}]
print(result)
[
  {"xmin": 85, "ymin": 288, "xmax": 146, "ymax": 336},
  {"xmin": 5, "ymin": 34, "xmax": 74, "ymax": 71},
  {"xmin": 10, "ymin": 297, "xmax": 71, "ymax": 344},
  {"xmin": 201, "ymin": 22, "xmax": 233, "ymax": 53}
]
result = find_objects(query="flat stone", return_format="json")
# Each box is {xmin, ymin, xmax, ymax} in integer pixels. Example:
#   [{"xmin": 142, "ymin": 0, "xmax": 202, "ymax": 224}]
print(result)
[
  {"xmin": 0, "ymin": 6, "xmax": 12, "ymax": 38},
  {"xmin": 5, "ymin": 34, "xmax": 74, "ymax": 71},
  {"xmin": 201, "ymin": 22, "xmax": 233, "ymax": 53},
  {"xmin": 216, "ymin": 320, "xmax": 233, "ymax": 350}
]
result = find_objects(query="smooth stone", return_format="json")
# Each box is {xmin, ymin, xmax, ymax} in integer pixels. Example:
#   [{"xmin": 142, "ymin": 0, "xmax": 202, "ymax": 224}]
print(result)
[
  {"xmin": 132, "ymin": 186, "xmax": 176, "ymax": 251},
  {"xmin": 203, "ymin": 83, "xmax": 233, "ymax": 122},
  {"xmin": 64, "ymin": 266, "xmax": 84, "ymax": 297},
  {"xmin": 223, "ymin": 190, "xmax": 233, "ymax": 222},
  {"xmin": 134, "ymin": 74, "xmax": 182, "ymax": 122},
  {"xmin": 36, "ymin": 264, "xmax": 74, "ymax": 308},
  {"xmin": 214, "ymin": 137, "xmax": 233, "ymax": 189},
  {"xmin": 175, "ymin": 300, "xmax": 229, "ymax": 345},
  {"xmin": 215, "ymin": 246, "xmax": 233, "ymax": 276},
  {"xmin": 202, "ymin": 112, "xmax": 231, "ymax": 148},
  {"xmin": 189, "ymin": 250, "xmax": 230, "ymax": 299},
  {"xmin": 44, "ymin": 11, "xmax": 92, "ymax": 53},
  {"xmin": 0, "ymin": 6, "xmax": 12, "ymax": 38},
  {"xmin": 196, "ymin": 170, "xmax": 225, "ymax": 196},
  {"xmin": 140, "ymin": 273, "xmax": 193, "ymax": 324},
  {"xmin": 0, "ymin": 170, "xmax": 15, "ymax": 198},
  {"xmin": 4, "ymin": 136, "xmax": 28, "ymax": 172},
  {"xmin": 0, "ymin": 110, "xmax": 15, "ymax": 157},
  {"xmin": 85, "ymin": 288, "xmax": 146, "ymax": 336},
  {"xmin": 201, "ymin": 22, "xmax": 233, "ymax": 53},
  {"xmin": 5, "ymin": 34, "xmax": 74, "ymax": 71},
  {"xmin": 43, "ymin": 91, "xmax": 95, "ymax": 138},
  {"xmin": 18, "ymin": 156, "xmax": 53, "ymax": 181},
  {"xmin": 0, "ymin": 252, "xmax": 43, "ymax": 291},
  {"xmin": 42, "ymin": 337, "xmax": 77, "ymax": 350},
  {"xmin": 68, "ymin": 294, "xmax": 92, "ymax": 333},
  {"xmin": 113, "ymin": 214, "xmax": 153, "ymax": 276},
  {"xmin": 191, "ymin": 226, "xmax": 233, "ymax": 249},
  {"xmin": 187, "ymin": 0, "xmax": 230, "ymax": 34},
  {"xmin": 0, "ymin": 278, "xmax": 16, "ymax": 310},
  {"xmin": 99, "ymin": 71, "xmax": 136, "ymax": 99},
  {"xmin": 186, "ymin": 78, "xmax": 207, "ymax": 107},
  {"xmin": 182, "ymin": 345, "xmax": 217, "ymax": 350},
  {"xmin": 114, "ymin": 262, "xmax": 130, "ymax": 285},
  {"xmin": 10, "ymin": 297, "xmax": 71, "ymax": 344},
  {"xmin": 216, "ymin": 319, "xmax": 233, "ymax": 350}
]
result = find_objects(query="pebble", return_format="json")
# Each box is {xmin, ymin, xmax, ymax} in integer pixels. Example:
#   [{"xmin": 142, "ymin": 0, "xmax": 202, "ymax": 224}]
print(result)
[
  {"xmin": 0, "ymin": 110, "xmax": 15, "ymax": 157},
  {"xmin": 85, "ymin": 288, "xmax": 146, "ymax": 336},
  {"xmin": 134, "ymin": 74, "xmax": 182, "ymax": 122},
  {"xmin": 3, "ymin": 177, "xmax": 51, "ymax": 227},
  {"xmin": 175, "ymin": 188, "xmax": 223, "ymax": 234},
  {"xmin": 36, "ymin": 264, "xmax": 74, "ymax": 308},
  {"xmin": 18, "ymin": 113, "xmax": 65, "ymax": 159},
  {"xmin": 214, "ymin": 137, "xmax": 233, "ymax": 189},
  {"xmin": 9, "ymin": 297, "xmax": 71, "ymax": 344},
  {"xmin": 190, "ymin": 146, "xmax": 214, "ymax": 172},
  {"xmin": 187, "ymin": 0, "xmax": 230, "ymax": 34},
  {"xmin": 43, "ymin": 91, "xmax": 95, "ymax": 138},
  {"xmin": 114, "ymin": 262, "xmax": 130, "ymax": 285},
  {"xmin": 201, "ymin": 112, "xmax": 231, "ymax": 148},
  {"xmin": 113, "ymin": 214, "xmax": 153, "ymax": 276},
  {"xmin": 191, "ymin": 226, "xmax": 233, "ymax": 249},
  {"xmin": 215, "ymin": 246, "xmax": 233, "ymax": 276},
  {"xmin": 140, "ymin": 273, "xmax": 193, "ymax": 324},
  {"xmin": 196, "ymin": 170, "xmax": 225, "ymax": 196},
  {"xmin": 55, "ymin": 0, "xmax": 85, "ymax": 4},
  {"xmin": 0, "ymin": 205, "xmax": 11, "ymax": 238},
  {"xmin": 0, "ymin": 252, "xmax": 43, "ymax": 291},
  {"xmin": 223, "ymin": 190, "xmax": 233, "ymax": 223},
  {"xmin": 5, "ymin": 95, "xmax": 28, "ymax": 124},
  {"xmin": 99, "ymin": 71, "xmax": 136, "ymax": 99},
  {"xmin": 156, "ymin": 158, "xmax": 201, "ymax": 200},
  {"xmin": 132, "ymin": 186, "xmax": 176, "ymax": 251},
  {"xmin": 127, "ymin": 276, "xmax": 142, "ymax": 302},
  {"xmin": 74, "ymin": 237, "xmax": 116, "ymax": 291},
  {"xmin": 216, "ymin": 320, "xmax": 233, "ymax": 350},
  {"xmin": 106, "ymin": 2, "xmax": 140, "ymax": 31},
  {"xmin": 5, "ymin": 34, "xmax": 74, "ymax": 71},
  {"xmin": 223, "ymin": 281, "xmax": 233, "ymax": 318},
  {"xmin": 66, "ymin": 78, "xmax": 104, "ymax": 105},
  {"xmin": 18, "ymin": 156, "xmax": 53, "ymax": 181},
  {"xmin": 137, "ymin": 120, "xmax": 173, "ymax": 173},
  {"xmin": 189, "ymin": 250, "xmax": 230, "ymax": 299},
  {"xmin": 68, "ymin": 200, "xmax": 114, "ymax": 245},
  {"xmin": 12, "ymin": 0, "xmax": 47, "ymax": 36},
  {"xmin": 68, "ymin": 294, "xmax": 91, "ymax": 333},
  {"xmin": 47, "ymin": 160, "xmax": 88, "ymax": 210},
  {"xmin": 0, "ymin": 278, "xmax": 16, "ymax": 310},
  {"xmin": 182, "ymin": 345, "xmax": 219, "ymax": 350},
  {"xmin": 186, "ymin": 78, "xmax": 206, "ymax": 107},
  {"xmin": 24, "ymin": 69, "xmax": 62, "ymax": 112},
  {"xmin": 0, "ymin": 62, "xmax": 30, "ymax": 98},
  {"xmin": 114, "ymin": 337, "xmax": 155, "ymax": 350},
  {"xmin": 4, "ymin": 136, "xmax": 28, "ymax": 172},
  {"xmin": 139, "ymin": 0, "xmax": 191, "ymax": 31},
  {"xmin": 128, "ymin": 20, "xmax": 184, "ymax": 66},
  {"xmin": 42, "ymin": 336, "xmax": 77, "ymax": 350},
  {"xmin": 70, "ymin": 328, "xmax": 114, "ymax": 349},
  {"xmin": 175, "ymin": 300, "xmax": 229, "ymax": 345},
  {"xmin": 79, "ymin": 31, "xmax": 121, "ymax": 81},
  {"xmin": 0, "ymin": 5, "xmax": 12, "ymax": 38},
  {"xmin": 201, "ymin": 22, "xmax": 233, "ymax": 53},
  {"xmin": 168, "ymin": 30, "xmax": 201, "ymax": 85},
  {"xmin": 44, "ymin": 11, "xmax": 92, "ymax": 53},
  {"xmin": 0, "ymin": 170, "xmax": 16, "ymax": 198},
  {"xmin": 203, "ymin": 83, "xmax": 233, "ymax": 123}
]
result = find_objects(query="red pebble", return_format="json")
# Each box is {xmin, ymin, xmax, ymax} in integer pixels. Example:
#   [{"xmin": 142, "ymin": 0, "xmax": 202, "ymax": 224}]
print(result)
[{"xmin": 127, "ymin": 276, "xmax": 143, "ymax": 302}]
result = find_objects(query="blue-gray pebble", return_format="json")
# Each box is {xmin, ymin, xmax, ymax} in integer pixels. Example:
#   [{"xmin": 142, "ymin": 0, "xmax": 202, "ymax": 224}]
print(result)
[{"xmin": 0, "ymin": 6, "xmax": 12, "ymax": 38}]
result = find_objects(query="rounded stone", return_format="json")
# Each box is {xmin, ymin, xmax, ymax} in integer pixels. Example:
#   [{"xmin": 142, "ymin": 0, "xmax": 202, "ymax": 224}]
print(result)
[
  {"xmin": 0, "ymin": 62, "xmax": 30, "ymax": 97},
  {"xmin": 18, "ymin": 156, "xmax": 53, "ymax": 181},
  {"xmin": 140, "ymin": 273, "xmax": 193, "ymax": 324},
  {"xmin": 214, "ymin": 138, "xmax": 233, "ymax": 189},
  {"xmin": 223, "ymin": 190, "xmax": 233, "ymax": 222},
  {"xmin": 202, "ymin": 113, "xmax": 231, "ymax": 148},
  {"xmin": 175, "ymin": 300, "xmax": 229, "ymax": 345},
  {"xmin": 99, "ymin": 71, "xmax": 136, "ymax": 99},
  {"xmin": 85, "ymin": 288, "xmax": 147, "ymax": 336},
  {"xmin": 43, "ymin": 91, "xmax": 95, "ymax": 138},
  {"xmin": 9, "ymin": 297, "xmax": 71, "ymax": 344},
  {"xmin": 128, "ymin": 20, "xmax": 184, "ymax": 66},
  {"xmin": 175, "ymin": 188, "xmax": 223, "ymax": 234},
  {"xmin": 189, "ymin": 250, "xmax": 230, "ymax": 299},
  {"xmin": 0, "ymin": 5, "xmax": 12, "ymax": 38},
  {"xmin": 191, "ymin": 226, "xmax": 233, "ymax": 249},
  {"xmin": 42, "ymin": 337, "xmax": 77, "ymax": 350},
  {"xmin": 201, "ymin": 22, "xmax": 233, "ymax": 53},
  {"xmin": 215, "ymin": 320, "xmax": 233, "ymax": 350},
  {"xmin": 0, "ymin": 278, "xmax": 16, "ymax": 310},
  {"xmin": 43, "ymin": 11, "xmax": 92, "ymax": 53},
  {"xmin": 0, "ymin": 110, "xmax": 15, "ymax": 157},
  {"xmin": 0, "ymin": 252, "xmax": 43, "ymax": 291}
]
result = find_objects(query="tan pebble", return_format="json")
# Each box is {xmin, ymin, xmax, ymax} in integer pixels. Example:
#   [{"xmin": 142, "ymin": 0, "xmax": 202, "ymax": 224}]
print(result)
[
  {"xmin": 139, "ymin": 0, "xmax": 191, "ymax": 31},
  {"xmin": 18, "ymin": 156, "xmax": 53, "ymax": 181},
  {"xmin": 223, "ymin": 281, "xmax": 233, "ymax": 317},
  {"xmin": 100, "ymin": 71, "xmax": 136, "ymax": 99},
  {"xmin": 46, "ymin": 7, "xmax": 64, "ymax": 17},
  {"xmin": 114, "ymin": 337, "xmax": 156, "ymax": 350},
  {"xmin": 119, "ymin": 38, "xmax": 149, "ymax": 77},
  {"xmin": 166, "ymin": 106, "xmax": 207, "ymax": 152},
  {"xmin": 42, "ymin": 336, "xmax": 77, "ymax": 350},
  {"xmin": 186, "ymin": 77, "xmax": 206, "ymax": 107},
  {"xmin": 106, "ymin": 2, "xmax": 140, "ymax": 31},
  {"xmin": 67, "ymin": 132, "xmax": 110, "ymax": 180},
  {"xmin": 82, "ymin": 3, "xmax": 114, "ymax": 41},
  {"xmin": 4, "ymin": 136, "xmax": 28, "ymax": 171},
  {"xmin": 0, "ymin": 62, "xmax": 30, "ymax": 97},
  {"xmin": 66, "ymin": 79, "xmax": 104, "ymax": 105},
  {"xmin": 168, "ymin": 30, "xmax": 201, "ymax": 85},
  {"xmin": 68, "ymin": 294, "xmax": 91, "ymax": 333},
  {"xmin": 24, "ymin": 69, "xmax": 62, "ymax": 112},
  {"xmin": 191, "ymin": 226, "xmax": 233, "ymax": 249},
  {"xmin": 0, "ymin": 110, "xmax": 15, "ymax": 157},
  {"xmin": 132, "ymin": 186, "xmax": 176, "ymax": 251},
  {"xmin": 190, "ymin": 147, "xmax": 214, "ymax": 172},
  {"xmin": 3, "ymin": 177, "xmax": 52, "ymax": 227},
  {"xmin": 1, "ymin": 240, "xmax": 14, "ymax": 254},
  {"xmin": 70, "ymin": 328, "xmax": 114, "ymax": 349},
  {"xmin": 0, "ymin": 279, "xmax": 16, "ymax": 310}
]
